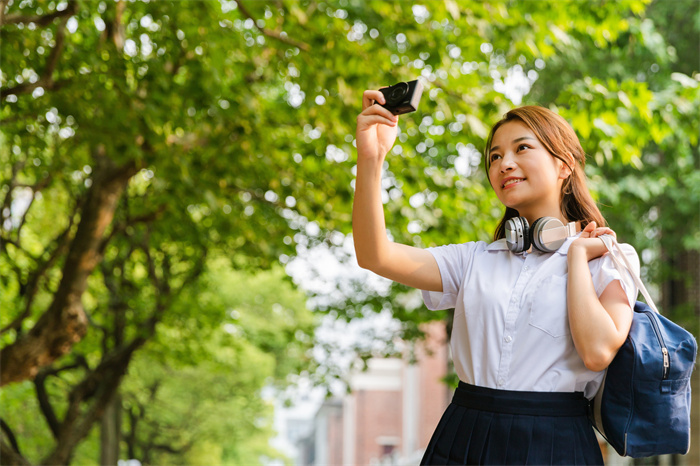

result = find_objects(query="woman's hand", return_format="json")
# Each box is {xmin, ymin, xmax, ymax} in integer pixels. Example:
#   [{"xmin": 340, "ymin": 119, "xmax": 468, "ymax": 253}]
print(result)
[
  {"xmin": 356, "ymin": 90, "xmax": 399, "ymax": 162},
  {"xmin": 569, "ymin": 221, "xmax": 615, "ymax": 262}
]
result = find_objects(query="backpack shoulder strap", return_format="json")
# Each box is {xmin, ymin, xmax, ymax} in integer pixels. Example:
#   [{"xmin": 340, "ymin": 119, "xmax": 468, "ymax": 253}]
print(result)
[{"xmin": 599, "ymin": 235, "xmax": 658, "ymax": 313}]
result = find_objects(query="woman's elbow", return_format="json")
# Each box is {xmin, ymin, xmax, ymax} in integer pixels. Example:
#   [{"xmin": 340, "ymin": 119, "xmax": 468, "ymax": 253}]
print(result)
[
  {"xmin": 583, "ymin": 357, "xmax": 609, "ymax": 373},
  {"xmin": 581, "ymin": 348, "xmax": 617, "ymax": 372},
  {"xmin": 356, "ymin": 255, "xmax": 373, "ymax": 270},
  {"xmin": 355, "ymin": 252, "xmax": 382, "ymax": 273}
]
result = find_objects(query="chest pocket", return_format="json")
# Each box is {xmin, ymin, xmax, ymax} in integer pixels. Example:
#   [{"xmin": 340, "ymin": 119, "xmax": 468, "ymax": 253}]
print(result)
[{"xmin": 528, "ymin": 274, "xmax": 570, "ymax": 338}]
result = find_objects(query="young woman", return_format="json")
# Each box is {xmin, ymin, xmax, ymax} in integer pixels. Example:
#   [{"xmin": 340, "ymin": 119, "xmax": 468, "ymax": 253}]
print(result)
[{"xmin": 353, "ymin": 91, "xmax": 640, "ymax": 465}]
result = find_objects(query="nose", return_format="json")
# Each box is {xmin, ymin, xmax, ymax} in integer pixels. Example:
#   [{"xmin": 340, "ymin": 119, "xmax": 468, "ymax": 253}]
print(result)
[{"xmin": 500, "ymin": 151, "xmax": 517, "ymax": 173}]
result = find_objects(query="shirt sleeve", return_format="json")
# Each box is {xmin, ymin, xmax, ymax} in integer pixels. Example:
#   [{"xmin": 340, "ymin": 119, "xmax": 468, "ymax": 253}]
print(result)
[
  {"xmin": 588, "ymin": 242, "xmax": 640, "ymax": 308},
  {"xmin": 421, "ymin": 242, "xmax": 476, "ymax": 310}
]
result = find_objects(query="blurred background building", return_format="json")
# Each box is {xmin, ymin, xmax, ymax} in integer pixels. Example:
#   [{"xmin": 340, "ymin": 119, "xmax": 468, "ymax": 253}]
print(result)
[{"xmin": 291, "ymin": 322, "xmax": 450, "ymax": 466}]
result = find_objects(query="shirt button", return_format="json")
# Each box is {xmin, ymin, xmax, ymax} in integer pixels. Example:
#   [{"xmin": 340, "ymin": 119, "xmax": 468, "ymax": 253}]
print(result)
[
  {"xmin": 523, "ymin": 266, "xmax": 529, "ymax": 271},
  {"xmin": 498, "ymin": 378, "xmax": 505, "ymax": 387},
  {"xmin": 504, "ymin": 335, "xmax": 513, "ymax": 343}
]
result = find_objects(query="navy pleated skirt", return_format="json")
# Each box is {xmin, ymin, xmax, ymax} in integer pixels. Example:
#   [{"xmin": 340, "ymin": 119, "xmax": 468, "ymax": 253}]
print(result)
[{"xmin": 421, "ymin": 382, "xmax": 604, "ymax": 465}]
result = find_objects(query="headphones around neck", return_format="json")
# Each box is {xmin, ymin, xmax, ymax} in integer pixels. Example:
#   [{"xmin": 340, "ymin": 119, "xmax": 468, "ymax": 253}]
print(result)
[{"xmin": 505, "ymin": 217, "xmax": 581, "ymax": 253}]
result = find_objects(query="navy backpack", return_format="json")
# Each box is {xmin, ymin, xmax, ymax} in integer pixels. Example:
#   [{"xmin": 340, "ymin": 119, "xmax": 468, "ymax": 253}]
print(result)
[{"xmin": 591, "ymin": 236, "xmax": 697, "ymax": 457}]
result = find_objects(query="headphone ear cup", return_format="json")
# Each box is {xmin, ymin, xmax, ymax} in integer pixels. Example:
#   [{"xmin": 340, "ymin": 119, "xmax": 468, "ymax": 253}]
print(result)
[
  {"xmin": 532, "ymin": 217, "xmax": 565, "ymax": 252},
  {"xmin": 505, "ymin": 217, "xmax": 530, "ymax": 253}
]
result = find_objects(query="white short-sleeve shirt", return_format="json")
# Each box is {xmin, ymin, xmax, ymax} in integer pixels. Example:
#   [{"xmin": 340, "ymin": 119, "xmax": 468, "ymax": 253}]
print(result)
[{"xmin": 422, "ymin": 234, "xmax": 639, "ymax": 399}]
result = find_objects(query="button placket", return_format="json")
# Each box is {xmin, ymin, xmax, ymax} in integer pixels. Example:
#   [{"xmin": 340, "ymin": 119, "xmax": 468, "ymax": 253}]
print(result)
[{"xmin": 496, "ymin": 257, "xmax": 535, "ymax": 389}]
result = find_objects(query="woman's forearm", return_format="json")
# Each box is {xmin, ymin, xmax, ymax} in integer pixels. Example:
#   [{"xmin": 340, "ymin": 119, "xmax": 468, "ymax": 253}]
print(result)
[
  {"xmin": 352, "ymin": 159, "xmax": 442, "ymax": 290},
  {"xmin": 352, "ymin": 157, "xmax": 391, "ymax": 270}
]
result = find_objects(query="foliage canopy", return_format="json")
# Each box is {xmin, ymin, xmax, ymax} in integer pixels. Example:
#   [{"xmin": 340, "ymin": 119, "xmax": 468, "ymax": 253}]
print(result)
[{"xmin": 1, "ymin": 0, "xmax": 698, "ymax": 464}]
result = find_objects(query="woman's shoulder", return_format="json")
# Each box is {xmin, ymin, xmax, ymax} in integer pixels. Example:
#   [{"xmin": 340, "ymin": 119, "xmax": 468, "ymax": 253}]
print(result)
[
  {"xmin": 427, "ymin": 239, "xmax": 498, "ymax": 254},
  {"xmin": 425, "ymin": 240, "xmax": 507, "ymax": 273},
  {"xmin": 589, "ymin": 240, "xmax": 640, "ymax": 276}
]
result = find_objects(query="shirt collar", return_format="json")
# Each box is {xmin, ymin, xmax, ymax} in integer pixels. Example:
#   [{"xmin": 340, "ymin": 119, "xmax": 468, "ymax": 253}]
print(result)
[{"xmin": 486, "ymin": 239, "xmax": 509, "ymax": 251}]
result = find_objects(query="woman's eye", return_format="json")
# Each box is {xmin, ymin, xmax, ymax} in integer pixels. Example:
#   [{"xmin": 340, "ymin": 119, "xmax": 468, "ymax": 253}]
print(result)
[
  {"xmin": 517, "ymin": 144, "xmax": 530, "ymax": 152},
  {"xmin": 490, "ymin": 154, "xmax": 502, "ymax": 162}
]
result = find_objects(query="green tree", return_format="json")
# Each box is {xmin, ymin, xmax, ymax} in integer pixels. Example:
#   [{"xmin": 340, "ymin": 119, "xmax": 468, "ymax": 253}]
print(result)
[
  {"xmin": 1, "ymin": 261, "xmax": 315, "ymax": 465},
  {"xmin": 527, "ymin": 0, "xmax": 700, "ymax": 332},
  {"xmin": 116, "ymin": 263, "xmax": 315, "ymax": 465},
  {"xmin": 2, "ymin": 0, "xmax": 697, "ymax": 464}
]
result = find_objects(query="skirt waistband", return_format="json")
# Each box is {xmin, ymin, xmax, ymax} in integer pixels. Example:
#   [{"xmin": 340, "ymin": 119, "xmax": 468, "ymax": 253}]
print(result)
[{"xmin": 452, "ymin": 382, "xmax": 589, "ymax": 417}]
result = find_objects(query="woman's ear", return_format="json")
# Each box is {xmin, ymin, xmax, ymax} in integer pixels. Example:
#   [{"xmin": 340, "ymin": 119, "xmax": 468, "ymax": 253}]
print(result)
[
  {"xmin": 558, "ymin": 155, "xmax": 574, "ymax": 180},
  {"xmin": 559, "ymin": 164, "xmax": 572, "ymax": 180}
]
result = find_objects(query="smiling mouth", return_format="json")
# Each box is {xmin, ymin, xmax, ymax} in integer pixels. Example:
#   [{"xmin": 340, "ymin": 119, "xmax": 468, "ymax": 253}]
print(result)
[{"xmin": 502, "ymin": 178, "xmax": 525, "ymax": 189}]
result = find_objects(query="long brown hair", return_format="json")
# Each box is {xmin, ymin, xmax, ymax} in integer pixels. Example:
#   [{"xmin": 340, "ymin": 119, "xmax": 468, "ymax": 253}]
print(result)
[{"xmin": 484, "ymin": 106, "xmax": 606, "ymax": 241}]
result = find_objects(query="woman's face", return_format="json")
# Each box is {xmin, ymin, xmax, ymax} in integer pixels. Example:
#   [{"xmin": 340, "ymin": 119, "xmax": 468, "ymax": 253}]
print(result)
[{"xmin": 488, "ymin": 121, "xmax": 568, "ymax": 221}]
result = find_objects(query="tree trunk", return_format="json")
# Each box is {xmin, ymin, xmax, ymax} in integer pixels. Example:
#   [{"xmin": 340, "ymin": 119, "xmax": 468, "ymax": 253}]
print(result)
[{"xmin": 100, "ymin": 393, "xmax": 122, "ymax": 466}]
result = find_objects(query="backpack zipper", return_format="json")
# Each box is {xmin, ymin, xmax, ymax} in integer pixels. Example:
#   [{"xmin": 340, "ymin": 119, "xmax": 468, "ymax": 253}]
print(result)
[{"xmin": 642, "ymin": 309, "xmax": 670, "ymax": 380}]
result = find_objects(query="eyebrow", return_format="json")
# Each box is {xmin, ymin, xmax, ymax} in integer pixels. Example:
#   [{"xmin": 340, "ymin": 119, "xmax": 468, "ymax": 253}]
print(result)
[{"xmin": 489, "ymin": 136, "xmax": 536, "ymax": 154}]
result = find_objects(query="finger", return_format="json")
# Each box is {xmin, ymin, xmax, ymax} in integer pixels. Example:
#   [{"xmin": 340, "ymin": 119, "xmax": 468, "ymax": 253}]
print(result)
[
  {"xmin": 358, "ymin": 113, "xmax": 398, "ymax": 128},
  {"xmin": 580, "ymin": 221, "xmax": 596, "ymax": 238},
  {"xmin": 363, "ymin": 90, "xmax": 386, "ymax": 109},
  {"xmin": 361, "ymin": 103, "xmax": 398, "ymax": 122}
]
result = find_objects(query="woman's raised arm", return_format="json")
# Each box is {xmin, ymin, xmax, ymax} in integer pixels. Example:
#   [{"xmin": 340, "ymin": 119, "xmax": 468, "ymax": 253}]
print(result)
[{"xmin": 352, "ymin": 89, "xmax": 442, "ymax": 292}]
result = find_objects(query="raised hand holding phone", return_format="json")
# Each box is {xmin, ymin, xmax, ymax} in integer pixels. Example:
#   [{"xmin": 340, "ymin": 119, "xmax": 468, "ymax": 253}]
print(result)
[{"xmin": 356, "ymin": 89, "xmax": 399, "ymax": 163}]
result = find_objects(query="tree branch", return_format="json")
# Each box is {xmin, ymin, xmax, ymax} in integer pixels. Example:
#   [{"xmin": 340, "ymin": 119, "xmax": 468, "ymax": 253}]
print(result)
[
  {"xmin": 0, "ymin": 418, "xmax": 22, "ymax": 458},
  {"xmin": 1, "ymin": 77, "xmax": 72, "ymax": 99},
  {"xmin": 234, "ymin": 0, "xmax": 310, "ymax": 51},
  {"xmin": 1, "ymin": 0, "xmax": 76, "ymax": 28},
  {"xmin": 41, "ymin": 336, "xmax": 146, "ymax": 465},
  {"xmin": 0, "ymin": 203, "xmax": 78, "ymax": 336},
  {"xmin": 34, "ymin": 356, "xmax": 89, "ymax": 439},
  {"xmin": 102, "ymin": 0, "xmax": 126, "ymax": 51},
  {"xmin": 1, "ymin": 2, "xmax": 74, "ymax": 100},
  {"xmin": 141, "ymin": 230, "xmax": 164, "ymax": 295},
  {"xmin": 100, "ymin": 205, "xmax": 167, "ymax": 254},
  {"xmin": 0, "ymin": 157, "xmax": 139, "ymax": 386},
  {"xmin": 151, "ymin": 440, "xmax": 193, "ymax": 455},
  {"xmin": 0, "ymin": 0, "xmax": 9, "ymax": 28},
  {"xmin": 0, "ymin": 438, "xmax": 30, "ymax": 466}
]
